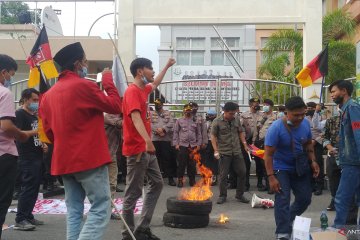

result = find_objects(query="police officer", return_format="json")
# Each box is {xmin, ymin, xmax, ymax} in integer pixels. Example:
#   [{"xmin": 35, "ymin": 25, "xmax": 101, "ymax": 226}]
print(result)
[
  {"xmin": 189, "ymin": 102, "xmax": 208, "ymax": 151},
  {"xmin": 252, "ymin": 99, "xmax": 277, "ymax": 193},
  {"xmin": 151, "ymin": 99, "xmax": 176, "ymax": 186},
  {"xmin": 205, "ymin": 109, "xmax": 218, "ymax": 185},
  {"xmin": 173, "ymin": 104, "xmax": 202, "ymax": 187},
  {"xmin": 240, "ymin": 98, "xmax": 263, "ymax": 190}
]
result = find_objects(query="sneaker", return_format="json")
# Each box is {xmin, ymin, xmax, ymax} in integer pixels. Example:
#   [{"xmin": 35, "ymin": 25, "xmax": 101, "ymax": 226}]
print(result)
[
  {"xmin": 314, "ymin": 189, "xmax": 322, "ymax": 196},
  {"xmin": 327, "ymin": 199, "xmax": 335, "ymax": 211},
  {"xmin": 27, "ymin": 218, "xmax": 44, "ymax": 226},
  {"xmin": 14, "ymin": 220, "xmax": 36, "ymax": 231},
  {"xmin": 236, "ymin": 195, "xmax": 250, "ymax": 203},
  {"xmin": 216, "ymin": 196, "xmax": 226, "ymax": 204},
  {"xmin": 135, "ymin": 228, "xmax": 160, "ymax": 240},
  {"xmin": 110, "ymin": 212, "xmax": 122, "ymax": 220}
]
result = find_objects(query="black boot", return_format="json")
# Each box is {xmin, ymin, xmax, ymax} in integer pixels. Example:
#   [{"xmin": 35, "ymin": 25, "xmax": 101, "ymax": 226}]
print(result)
[
  {"xmin": 177, "ymin": 177, "xmax": 183, "ymax": 188},
  {"xmin": 257, "ymin": 176, "xmax": 265, "ymax": 190},
  {"xmin": 168, "ymin": 177, "xmax": 176, "ymax": 186}
]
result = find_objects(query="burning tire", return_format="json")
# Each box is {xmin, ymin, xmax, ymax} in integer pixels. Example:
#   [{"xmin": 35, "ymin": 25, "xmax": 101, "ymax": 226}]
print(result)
[
  {"xmin": 166, "ymin": 197, "xmax": 212, "ymax": 215},
  {"xmin": 163, "ymin": 212, "xmax": 209, "ymax": 229}
]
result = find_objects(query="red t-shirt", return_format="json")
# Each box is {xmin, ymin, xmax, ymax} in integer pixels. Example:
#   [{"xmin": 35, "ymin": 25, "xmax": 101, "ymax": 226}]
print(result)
[{"xmin": 122, "ymin": 83, "xmax": 153, "ymax": 156}]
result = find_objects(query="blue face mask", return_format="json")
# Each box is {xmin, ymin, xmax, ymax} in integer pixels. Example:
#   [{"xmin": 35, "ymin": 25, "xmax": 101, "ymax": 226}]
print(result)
[
  {"xmin": 78, "ymin": 66, "xmax": 88, "ymax": 78},
  {"xmin": 141, "ymin": 75, "xmax": 148, "ymax": 84},
  {"xmin": 287, "ymin": 120, "xmax": 293, "ymax": 126},
  {"xmin": 2, "ymin": 72, "xmax": 13, "ymax": 88},
  {"xmin": 263, "ymin": 105, "xmax": 270, "ymax": 113},
  {"xmin": 278, "ymin": 112, "xmax": 285, "ymax": 118},
  {"xmin": 29, "ymin": 102, "xmax": 39, "ymax": 112}
]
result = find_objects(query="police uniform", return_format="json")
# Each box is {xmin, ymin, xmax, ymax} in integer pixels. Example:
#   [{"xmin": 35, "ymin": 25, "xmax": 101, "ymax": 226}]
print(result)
[
  {"xmin": 240, "ymin": 98, "xmax": 262, "ymax": 190},
  {"xmin": 151, "ymin": 108, "xmax": 176, "ymax": 186}
]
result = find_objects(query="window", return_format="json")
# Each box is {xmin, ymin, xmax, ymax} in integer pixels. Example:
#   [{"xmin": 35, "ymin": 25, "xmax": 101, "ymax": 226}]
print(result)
[
  {"xmin": 211, "ymin": 51, "xmax": 224, "ymax": 65},
  {"xmin": 191, "ymin": 51, "xmax": 205, "ymax": 65},
  {"xmin": 225, "ymin": 51, "xmax": 239, "ymax": 66},
  {"xmin": 177, "ymin": 51, "xmax": 190, "ymax": 65},
  {"xmin": 191, "ymin": 38, "xmax": 205, "ymax": 48},
  {"xmin": 176, "ymin": 38, "xmax": 205, "ymax": 65},
  {"xmin": 211, "ymin": 37, "xmax": 239, "ymax": 48},
  {"xmin": 177, "ymin": 38, "xmax": 190, "ymax": 48}
]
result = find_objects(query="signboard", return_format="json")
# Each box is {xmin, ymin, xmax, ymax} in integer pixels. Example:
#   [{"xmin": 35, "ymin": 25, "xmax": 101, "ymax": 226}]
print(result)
[{"xmin": 167, "ymin": 66, "xmax": 252, "ymax": 103}]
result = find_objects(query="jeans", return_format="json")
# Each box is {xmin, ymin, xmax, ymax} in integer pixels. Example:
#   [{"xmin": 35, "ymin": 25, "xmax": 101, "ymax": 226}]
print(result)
[
  {"xmin": 274, "ymin": 170, "xmax": 312, "ymax": 238},
  {"xmin": 16, "ymin": 158, "xmax": 42, "ymax": 223},
  {"xmin": 122, "ymin": 152, "xmax": 163, "ymax": 237},
  {"xmin": 62, "ymin": 165, "xmax": 111, "ymax": 240},
  {"xmin": 334, "ymin": 165, "xmax": 360, "ymax": 228},
  {"xmin": 0, "ymin": 154, "xmax": 17, "ymax": 239}
]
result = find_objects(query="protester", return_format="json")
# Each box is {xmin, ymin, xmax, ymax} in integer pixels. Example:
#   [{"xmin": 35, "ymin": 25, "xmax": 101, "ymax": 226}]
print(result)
[
  {"xmin": 0, "ymin": 54, "xmax": 36, "ymax": 239},
  {"xmin": 121, "ymin": 57, "xmax": 175, "ymax": 240},
  {"xmin": 264, "ymin": 96, "xmax": 319, "ymax": 240},
  {"xmin": 211, "ymin": 102, "xmax": 250, "ymax": 205},
  {"xmin": 173, "ymin": 104, "xmax": 202, "ymax": 188},
  {"xmin": 151, "ymin": 98, "xmax": 176, "ymax": 186},
  {"xmin": 104, "ymin": 113, "xmax": 123, "ymax": 220},
  {"xmin": 329, "ymin": 80, "xmax": 360, "ymax": 228},
  {"xmin": 323, "ymin": 113, "xmax": 358, "ymax": 223},
  {"xmin": 40, "ymin": 42, "xmax": 122, "ymax": 240},
  {"xmin": 14, "ymin": 88, "xmax": 46, "ymax": 231}
]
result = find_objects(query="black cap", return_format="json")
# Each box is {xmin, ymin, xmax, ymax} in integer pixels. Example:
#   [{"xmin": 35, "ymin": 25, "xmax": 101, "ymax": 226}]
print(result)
[
  {"xmin": 188, "ymin": 102, "xmax": 198, "ymax": 108},
  {"xmin": 54, "ymin": 42, "xmax": 84, "ymax": 68},
  {"xmin": 263, "ymin": 99, "xmax": 274, "ymax": 107},
  {"xmin": 249, "ymin": 98, "xmax": 260, "ymax": 104},
  {"xmin": 306, "ymin": 102, "xmax": 316, "ymax": 108}
]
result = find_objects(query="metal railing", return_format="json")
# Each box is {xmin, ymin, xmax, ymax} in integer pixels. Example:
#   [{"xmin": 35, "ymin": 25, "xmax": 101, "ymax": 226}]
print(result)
[{"xmin": 152, "ymin": 78, "xmax": 302, "ymax": 114}]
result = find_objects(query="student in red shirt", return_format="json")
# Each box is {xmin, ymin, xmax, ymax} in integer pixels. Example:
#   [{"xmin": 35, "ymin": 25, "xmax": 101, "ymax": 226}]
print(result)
[
  {"xmin": 40, "ymin": 42, "xmax": 122, "ymax": 240},
  {"xmin": 122, "ymin": 57, "xmax": 175, "ymax": 240}
]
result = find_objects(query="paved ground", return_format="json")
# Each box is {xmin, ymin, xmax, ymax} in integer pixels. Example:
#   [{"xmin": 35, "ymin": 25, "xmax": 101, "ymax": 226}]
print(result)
[{"xmin": 2, "ymin": 175, "xmax": 336, "ymax": 240}]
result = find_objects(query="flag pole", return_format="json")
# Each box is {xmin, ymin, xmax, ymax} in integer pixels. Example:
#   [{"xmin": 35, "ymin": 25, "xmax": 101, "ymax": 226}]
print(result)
[
  {"xmin": 107, "ymin": 32, "xmax": 129, "ymax": 86},
  {"xmin": 319, "ymin": 76, "xmax": 325, "ymax": 104}
]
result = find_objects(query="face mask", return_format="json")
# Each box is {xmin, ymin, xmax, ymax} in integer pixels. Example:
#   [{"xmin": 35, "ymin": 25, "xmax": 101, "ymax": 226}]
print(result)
[
  {"xmin": 333, "ymin": 96, "xmax": 344, "ymax": 105},
  {"xmin": 78, "ymin": 66, "xmax": 88, "ymax": 78},
  {"xmin": 28, "ymin": 102, "xmax": 39, "ymax": 112},
  {"xmin": 263, "ymin": 105, "xmax": 270, "ymax": 113},
  {"xmin": 2, "ymin": 72, "xmax": 13, "ymax": 88},
  {"xmin": 254, "ymin": 105, "xmax": 260, "ymax": 111},
  {"xmin": 185, "ymin": 112, "xmax": 191, "ymax": 117},
  {"xmin": 306, "ymin": 110, "xmax": 315, "ymax": 117},
  {"xmin": 155, "ymin": 105, "xmax": 162, "ymax": 111},
  {"xmin": 278, "ymin": 112, "xmax": 285, "ymax": 118},
  {"xmin": 141, "ymin": 76, "xmax": 148, "ymax": 84},
  {"xmin": 287, "ymin": 120, "xmax": 293, "ymax": 126}
]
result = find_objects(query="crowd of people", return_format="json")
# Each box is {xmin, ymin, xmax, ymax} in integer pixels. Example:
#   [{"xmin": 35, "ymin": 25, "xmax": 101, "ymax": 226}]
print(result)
[{"xmin": 0, "ymin": 43, "xmax": 359, "ymax": 240}]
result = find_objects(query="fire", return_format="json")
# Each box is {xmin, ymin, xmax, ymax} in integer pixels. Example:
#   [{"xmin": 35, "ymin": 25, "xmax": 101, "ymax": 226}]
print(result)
[
  {"xmin": 178, "ymin": 148, "xmax": 213, "ymax": 201},
  {"xmin": 218, "ymin": 214, "xmax": 229, "ymax": 224}
]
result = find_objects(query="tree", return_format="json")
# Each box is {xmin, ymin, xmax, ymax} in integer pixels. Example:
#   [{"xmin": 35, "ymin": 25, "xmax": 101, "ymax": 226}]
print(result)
[
  {"xmin": 259, "ymin": 9, "xmax": 356, "ymax": 86},
  {"xmin": 0, "ymin": 2, "xmax": 40, "ymax": 25}
]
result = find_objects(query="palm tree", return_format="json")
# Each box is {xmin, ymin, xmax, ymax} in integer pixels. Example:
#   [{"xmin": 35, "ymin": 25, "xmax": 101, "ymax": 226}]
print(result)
[{"xmin": 259, "ymin": 9, "xmax": 356, "ymax": 86}]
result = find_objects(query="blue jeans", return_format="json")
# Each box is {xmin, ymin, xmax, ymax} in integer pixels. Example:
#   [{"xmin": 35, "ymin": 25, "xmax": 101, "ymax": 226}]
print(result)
[
  {"xmin": 274, "ymin": 170, "xmax": 312, "ymax": 239},
  {"xmin": 62, "ymin": 165, "xmax": 111, "ymax": 240},
  {"xmin": 334, "ymin": 165, "xmax": 360, "ymax": 228}
]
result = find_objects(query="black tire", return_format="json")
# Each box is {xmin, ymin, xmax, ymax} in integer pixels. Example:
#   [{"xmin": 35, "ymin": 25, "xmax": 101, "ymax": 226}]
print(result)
[
  {"xmin": 163, "ymin": 212, "xmax": 209, "ymax": 229},
  {"xmin": 166, "ymin": 197, "xmax": 212, "ymax": 215}
]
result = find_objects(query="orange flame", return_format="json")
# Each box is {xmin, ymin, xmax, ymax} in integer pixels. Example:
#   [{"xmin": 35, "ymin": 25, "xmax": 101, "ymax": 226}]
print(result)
[
  {"xmin": 178, "ymin": 148, "xmax": 213, "ymax": 201},
  {"xmin": 218, "ymin": 214, "xmax": 229, "ymax": 224}
]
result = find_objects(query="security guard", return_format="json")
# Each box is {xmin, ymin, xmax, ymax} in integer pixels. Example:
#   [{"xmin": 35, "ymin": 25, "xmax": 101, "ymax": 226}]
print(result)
[
  {"xmin": 240, "ymin": 97, "xmax": 263, "ymax": 190},
  {"xmin": 151, "ymin": 99, "xmax": 176, "ymax": 186}
]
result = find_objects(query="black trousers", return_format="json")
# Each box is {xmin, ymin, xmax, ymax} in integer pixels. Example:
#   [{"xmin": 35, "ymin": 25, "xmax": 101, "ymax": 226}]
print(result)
[
  {"xmin": 176, "ymin": 146, "xmax": 196, "ymax": 180},
  {"xmin": 15, "ymin": 158, "xmax": 42, "ymax": 223},
  {"xmin": 241, "ymin": 145, "xmax": 251, "ymax": 189},
  {"xmin": 153, "ymin": 141, "xmax": 177, "ymax": 178},
  {"xmin": 311, "ymin": 142, "xmax": 325, "ymax": 191},
  {"xmin": 0, "ymin": 154, "xmax": 18, "ymax": 238},
  {"xmin": 204, "ymin": 141, "xmax": 218, "ymax": 175},
  {"xmin": 327, "ymin": 156, "xmax": 358, "ymax": 224}
]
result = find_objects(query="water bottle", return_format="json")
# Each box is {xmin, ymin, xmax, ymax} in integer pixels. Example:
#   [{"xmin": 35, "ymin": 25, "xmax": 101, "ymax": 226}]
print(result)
[{"xmin": 320, "ymin": 210, "xmax": 328, "ymax": 231}]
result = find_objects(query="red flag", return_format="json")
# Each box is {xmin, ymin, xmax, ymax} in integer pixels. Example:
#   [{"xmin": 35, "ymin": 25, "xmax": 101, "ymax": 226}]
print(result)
[{"xmin": 26, "ymin": 26, "xmax": 58, "ymax": 87}]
